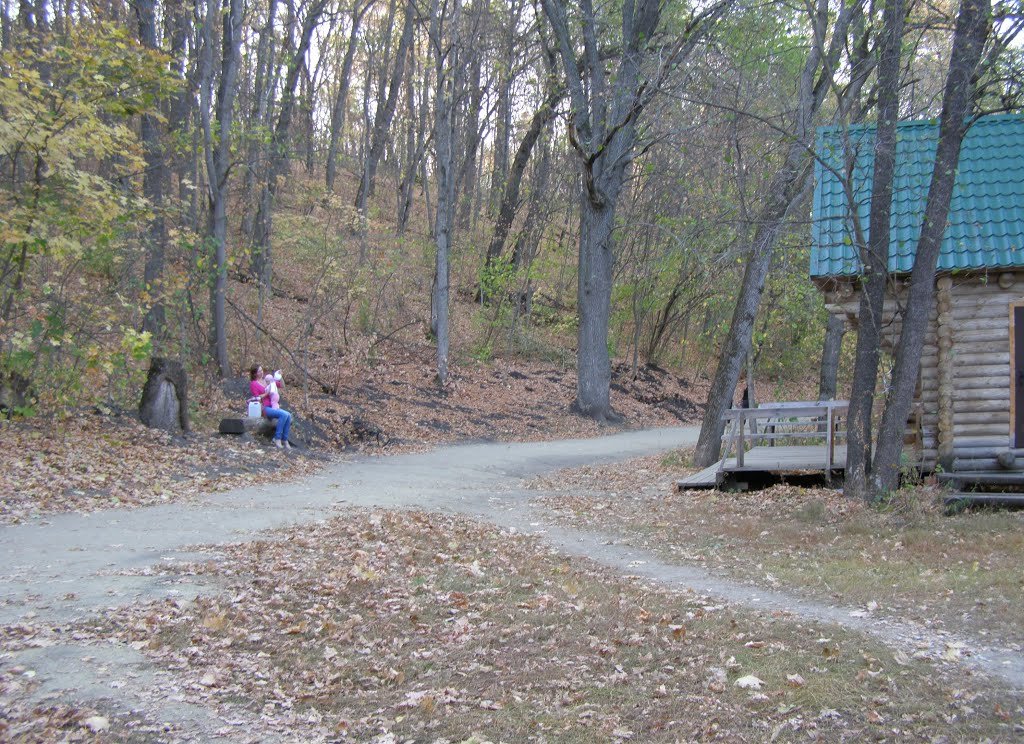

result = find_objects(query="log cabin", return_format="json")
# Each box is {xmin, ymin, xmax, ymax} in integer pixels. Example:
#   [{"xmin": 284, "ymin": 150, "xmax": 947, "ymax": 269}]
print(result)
[{"xmin": 810, "ymin": 114, "xmax": 1024, "ymax": 478}]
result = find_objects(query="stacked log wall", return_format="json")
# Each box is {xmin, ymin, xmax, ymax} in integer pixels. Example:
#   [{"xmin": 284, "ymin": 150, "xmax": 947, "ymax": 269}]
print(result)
[{"xmin": 824, "ymin": 271, "xmax": 1020, "ymax": 470}]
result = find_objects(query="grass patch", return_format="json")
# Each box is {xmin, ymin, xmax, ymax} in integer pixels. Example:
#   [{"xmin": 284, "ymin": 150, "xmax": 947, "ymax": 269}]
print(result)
[{"xmin": 532, "ymin": 455, "xmax": 1024, "ymax": 649}]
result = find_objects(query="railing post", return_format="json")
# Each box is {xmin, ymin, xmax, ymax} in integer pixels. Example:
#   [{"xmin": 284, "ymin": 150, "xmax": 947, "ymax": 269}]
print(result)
[
  {"xmin": 825, "ymin": 405, "xmax": 834, "ymax": 480},
  {"xmin": 737, "ymin": 412, "xmax": 746, "ymax": 468}
]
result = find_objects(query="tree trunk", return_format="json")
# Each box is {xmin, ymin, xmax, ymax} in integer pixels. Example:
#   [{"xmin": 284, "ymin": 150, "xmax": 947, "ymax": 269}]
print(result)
[
  {"xmin": 2, "ymin": 0, "xmax": 12, "ymax": 49},
  {"xmin": 541, "ymin": 0, "xmax": 723, "ymax": 422},
  {"xmin": 240, "ymin": 0, "xmax": 278, "ymax": 243},
  {"xmin": 692, "ymin": 0, "xmax": 864, "ymax": 467},
  {"xmin": 354, "ymin": 0, "xmax": 414, "ymax": 211},
  {"xmin": 135, "ymin": 0, "xmax": 167, "ymax": 345},
  {"xmin": 455, "ymin": 54, "xmax": 484, "ymax": 227},
  {"xmin": 301, "ymin": 67, "xmax": 316, "ymax": 174},
  {"xmin": 692, "ymin": 187, "xmax": 801, "ymax": 464},
  {"xmin": 325, "ymin": 0, "xmax": 370, "ymax": 192},
  {"xmin": 201, "ymin": 0, "xmax": 243, "ymax": 379},
  {"xmin": 574, "ymin": 196, "xmax": 616, "ymax": 418},
  {"xmin": 511, "ymin": 126, "xmax": 552, "ymax": 270},
  {"xmin": 164, "ymin": 0, "xmax": 192, "ymax": 214},
  {"xmin": 397, "ymin": 42, "xmax": 428, "ymax": 234},
  {"xmin": 484, "ymin": 83, "xmax": 562, "ymax": 269},
  {"xmin": 870, "ymin": 0, "xmax": 991, "ymax": 497},
  {"xmin": 488, "ymin": 0, "xmax": 521, "ymax": 216},
  {"xmin": 251, "ymin": 0, "xmax": 329, "ymax": 288},
  {"xmin": 430, "ymin": 0, "xmax": 459, "ymax": 385},
  {"xmin": 844, "ymin": 0, "xmax": 904, "ymax": 500},
  {"xmin": 817, "ymin": 313, "xmax": 846, "ymax": 400},
  {"xmin": 139, "ymin": 357, "xmax": 189, "ymax": 433}
]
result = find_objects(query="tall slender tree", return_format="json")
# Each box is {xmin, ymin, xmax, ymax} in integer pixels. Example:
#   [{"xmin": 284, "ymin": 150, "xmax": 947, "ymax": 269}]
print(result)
[
  {"xmin": 541, "ymin": 0, "xmax": 729, "ymax": 422},
  {"xmin": 429, "ymin": 0, "xmax": 460, "ymax": 385},
  {"xmin": 843, "ymin": 0, "xmax": 905, "ymax": 500},
  {"xmin": 693, "ymin": 0, "xmax": 867, "ymax": 466},
  {"xmin": 200, "ymin": 0, "xmax": 244, "ymax": 378},
  {"xmin": 134, "ymin": 0, "xmax": 168, "ymax": 345},
  {"xmin": 251, "ymin": 0, "xmax": 330, "ymax": 292},
  {"xmin": 869, "ymin": 0, "xmax": 993, "ymax": 498},
  {"xmin": 326, "ymin": 0, "xmax": 374, "ymax": 193},
  {"xmin": 354, "ymin": 0, "xmax": 415, "ymax": 212}
]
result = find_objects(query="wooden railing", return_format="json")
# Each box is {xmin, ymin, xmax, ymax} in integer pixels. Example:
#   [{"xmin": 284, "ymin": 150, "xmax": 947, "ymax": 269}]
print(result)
[{"xmin": 720, "ymin": 400, "xmax": 849, "ymax": 471}]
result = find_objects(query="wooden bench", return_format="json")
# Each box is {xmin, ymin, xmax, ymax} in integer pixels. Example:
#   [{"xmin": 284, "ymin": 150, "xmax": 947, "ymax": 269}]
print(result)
[{"xmin": 219, "ymin": 416, "xmax": 279, "ymax": 439}]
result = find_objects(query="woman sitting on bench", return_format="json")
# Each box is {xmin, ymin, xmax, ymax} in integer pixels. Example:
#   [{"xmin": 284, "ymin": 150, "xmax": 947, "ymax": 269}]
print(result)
[{"xmin": 249, "ymin": 364, "xmax": 293, "ymax": 449}]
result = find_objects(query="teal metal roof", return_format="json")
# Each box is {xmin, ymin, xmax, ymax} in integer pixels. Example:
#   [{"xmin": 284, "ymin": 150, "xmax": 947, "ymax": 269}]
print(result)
[{"xmin": 810, "ymin": 114, "xmax": 1024, "ymax": 277}]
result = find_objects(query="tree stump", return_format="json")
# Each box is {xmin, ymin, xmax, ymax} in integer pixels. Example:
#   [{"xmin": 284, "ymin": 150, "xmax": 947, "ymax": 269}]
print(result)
[{"xmin": 139, "ymin": 357, "xmax": 189, "ymax": 433}]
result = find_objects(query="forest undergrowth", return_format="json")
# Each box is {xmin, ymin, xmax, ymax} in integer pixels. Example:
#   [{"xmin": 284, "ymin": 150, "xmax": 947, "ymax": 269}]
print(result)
[{"xmin": 1, "ymin": 169, "xmax": 719, "ymax": 523}]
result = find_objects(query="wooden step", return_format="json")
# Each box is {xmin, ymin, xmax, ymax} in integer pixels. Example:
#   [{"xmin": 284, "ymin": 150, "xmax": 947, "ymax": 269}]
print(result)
[
  {"xmin": 938, "ymin": 471, "xmax": 1024, "ymax": 486},
  {"xmin": 676, "ymin": 461, "xmax": 722, "ymax": 490},
  {"xmin": 944, "ymin": 492, "xmax": 1024, "ymax": 508}
]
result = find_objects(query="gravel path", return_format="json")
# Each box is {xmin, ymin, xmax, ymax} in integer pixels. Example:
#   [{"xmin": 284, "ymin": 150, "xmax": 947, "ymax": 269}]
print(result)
[{"xmin": 3, "ymin": 424, "xmax": 1022, "ymax": 739}]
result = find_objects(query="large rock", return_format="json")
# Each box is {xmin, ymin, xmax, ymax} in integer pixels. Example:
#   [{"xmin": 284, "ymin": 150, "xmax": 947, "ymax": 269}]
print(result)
[{"xmin": 139, "ymin": 358, "xmax": 189, "ymax": 433}]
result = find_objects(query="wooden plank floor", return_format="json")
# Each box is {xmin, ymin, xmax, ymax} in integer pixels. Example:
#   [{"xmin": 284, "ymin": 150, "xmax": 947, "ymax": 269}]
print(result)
[
  {"xmin": 728, "ymin": 444, "xmax": 847, "ymax": 472},
  {"xmin": 677, "ymin": 445, "xmax": 846, "ymax": 490}
]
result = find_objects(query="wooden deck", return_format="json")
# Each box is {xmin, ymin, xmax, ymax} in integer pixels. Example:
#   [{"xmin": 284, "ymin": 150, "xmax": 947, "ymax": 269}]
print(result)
[{"xmin": 677, "ymin": 445, "xmax": 848, "ymax": 489}]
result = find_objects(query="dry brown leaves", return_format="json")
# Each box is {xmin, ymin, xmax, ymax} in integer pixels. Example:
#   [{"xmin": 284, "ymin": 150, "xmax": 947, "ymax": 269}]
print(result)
[
  {"xmin": 2, "ymin": 345, "xmax": 705, "ymax": 522},
  {"xmin": 63, "ymin": 510, "xmax": 1022, "ymax": 742},
  {"xmin": 0, "ymin": 663, "xmax": 165, "ymax": 743},
  {"xmin": 311, "ymin": 347, "xmax": 704, "ymax": 451},
  {"xmin": 0, "ymin": 414, "xmax": 323, "ymax": 525},
  {"xmin": 532, "ymin": 452, "xmax": 1024, "ymax": 651}
]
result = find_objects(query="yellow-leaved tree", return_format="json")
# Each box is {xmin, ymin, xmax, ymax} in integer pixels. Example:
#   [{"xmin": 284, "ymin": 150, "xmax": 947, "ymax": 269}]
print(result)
[{"xmin": 0, "ymin": 23, "xmax": 178, "ymax": 414}]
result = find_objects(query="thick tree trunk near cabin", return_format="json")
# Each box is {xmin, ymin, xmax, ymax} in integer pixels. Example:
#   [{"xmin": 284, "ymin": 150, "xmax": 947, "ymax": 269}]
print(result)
[
  {"xmin": 817, "ymin": 313, "xmax": 846, "ymax": 400},
  {"xmin": 693, "ymin": 212, "xmax": 789, "ymax": 466},
  {"xmin": 870, "ymin": 0, "xmax": 991, "ymax": 497},
  {"xmin": 844, "ymin": 0, "xmax": 904, "ymax": 501}
]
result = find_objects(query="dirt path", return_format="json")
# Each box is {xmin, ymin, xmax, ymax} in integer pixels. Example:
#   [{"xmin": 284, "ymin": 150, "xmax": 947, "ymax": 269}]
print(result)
[{"xmin": 3, "ymin": 425, "xmax": 1023, "ymax": 739}]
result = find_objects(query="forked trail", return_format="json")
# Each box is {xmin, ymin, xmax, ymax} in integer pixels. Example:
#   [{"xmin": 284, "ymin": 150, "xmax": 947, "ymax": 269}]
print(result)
[{"xmin": 2, "ymin": 425, "xmax": 1022, "ymax": 739}]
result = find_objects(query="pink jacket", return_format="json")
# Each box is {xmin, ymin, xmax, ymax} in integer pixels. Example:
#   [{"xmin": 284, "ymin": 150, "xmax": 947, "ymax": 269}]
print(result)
[{"xmin": 250, "ymin": 379, "xmax": 271, "ymax": 413}]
